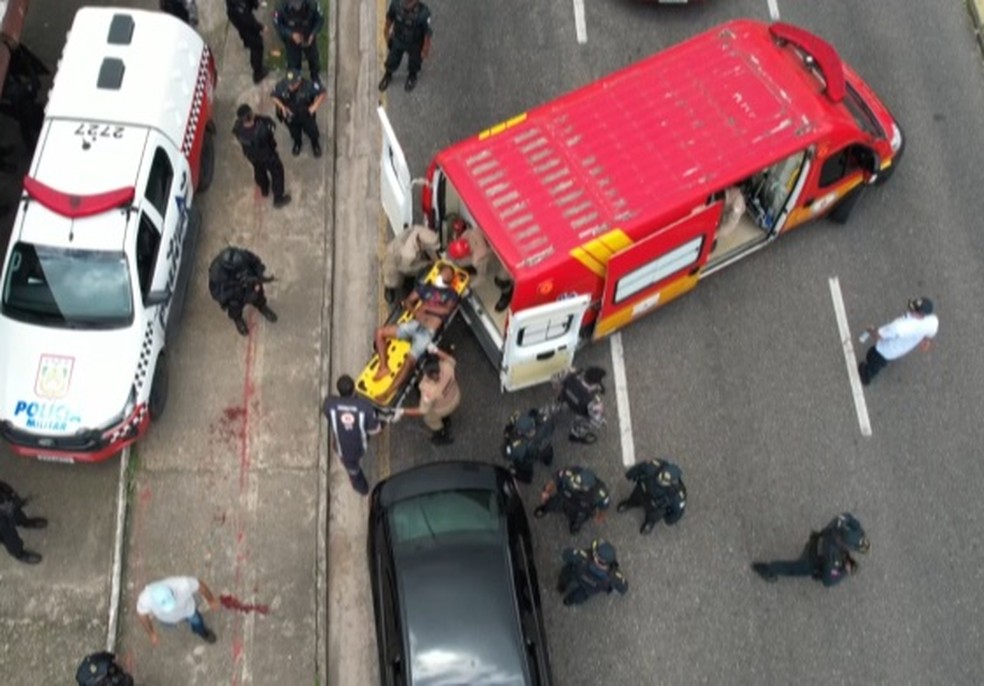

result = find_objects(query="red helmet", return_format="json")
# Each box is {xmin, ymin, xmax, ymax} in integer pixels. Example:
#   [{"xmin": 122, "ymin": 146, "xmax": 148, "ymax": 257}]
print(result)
[
  {"xmin": 451, "ymin": 217, "xmax": 468, "ymax": 237},
  {"xmin": 448, "ymin": 238, "xmax": 471, "ymax": 260}
]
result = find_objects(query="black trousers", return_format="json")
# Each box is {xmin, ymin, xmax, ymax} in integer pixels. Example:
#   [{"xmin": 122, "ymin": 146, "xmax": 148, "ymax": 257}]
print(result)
[
  {"xmin": 542, "ymin": 494, "xmax": 592, "ymax": 532},
  {"xmin": 287, "ymin": 112, "xmax": 320, "ymax": 146},
  {"xmin": 557, "ymin": 563, "xmax": 600, "ymax": 606},
  {"xmin": 0, "ymin": 510, "xmax": 29, "ymax": 558},
  {"xmin": 248, "ymin": 154, "xmax": 286, "ymax": 199},
  {"xmin": 226, "ymin": 288, "xmax": 268, "ymax": 322},
  {"xmin": 385, "ymin": 39, "xmax": 424, "ymax": 76},
  {"xmin": 228, "ymin": 11, "xmax": 265, "ymax": 77},
  {"xmin": 285, "ymin": 40, "xmax": 321, "ymax": 81},
  {"xmin": 622, "ymin": 482, "xmax": 664, "ymax": 526},
  {"xmin": 758, "ymin": 539, "xmax": 818, "ymax": 578},
  {"xmin": 860, "ymin": 346, "xmax": 889, "ymax": 383}
]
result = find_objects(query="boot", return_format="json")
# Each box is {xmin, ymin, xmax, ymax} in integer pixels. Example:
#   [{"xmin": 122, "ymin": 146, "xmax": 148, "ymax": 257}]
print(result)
[
  {"xmin": 312, "ymin": 140, "xmax": 322, "ymax": 158},
  {"xmin": 378, "ymin": 71, "xmax": 392, "ymax": 92},
  {"xmin": 751, "ymin": 563, "xmax": 778, "ymax": 582},
  {"xmin": 494, "ymin": 275, "xmax": 511, "ymax": 289},
  {"xmin": 17, "ymin": 551, "xmax": 42, "ymax": 564},
  {"xmin": 568, "ymin": 431, "xmax": 597, "ymax": 445},
  {"xmin": 20, "ymin": 517, "xmax": 47, "ymax": 529},
  {"xmin": 202, "ymin": 627, "xmax": 217, "ymax": 644},
  {"xmin": 292, "ymin": 140, "xmax": 302, "ymax": 156},
  {"xmin": 252, "ymin": 67, "xmax": 270, "ymax": 84},
  {"xmin": 259, "ymin": 305, "xmax": 278, "ymax": 323},
  {"xmin": 384, "ymin": 287, "xmax": 397, "ymax": 304},
  {"xmin": 405, "ymin": 73, "xmax": 418, "ymax": 92},
  {"xmin": 533, "ymin": 506, "xmax": 547, "ymax": 519},
  {"xmin": 494, "ymin": 287, "xmax": 513, "ymax": 313},
  {"xmin": 273, "ymin": 193, "xmax": 292, "ymax": 209},
  {"xmin": 431, "ymin": 427, "xmax": 454, "ymax": 446},
  {"xmin": 616, "ymin": 500, "xmax": 632, "ymax": 513},
  {"xmin": 640, "ymin": 520, "xmax": 656, "ymax": 535},
  {"xmin": 235, "ymin": 318, "xmax": 249, "ymax": 336}
]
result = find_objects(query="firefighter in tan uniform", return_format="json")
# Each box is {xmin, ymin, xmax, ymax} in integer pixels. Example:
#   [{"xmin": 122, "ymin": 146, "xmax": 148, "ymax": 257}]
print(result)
[
  {"xmin": 397, "ymin": 344, "xmax": 460, "ymax": 445},
  {"xmin": 382, "ymin": 224, "xmax": 440, "ymax": 303}
]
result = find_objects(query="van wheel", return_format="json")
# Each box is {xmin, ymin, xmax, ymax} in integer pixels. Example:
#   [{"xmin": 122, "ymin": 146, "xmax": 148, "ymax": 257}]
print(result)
[
  {"xmin": 149, "ymin": 353, "xmax": 169, "ymax": 420},
  {"xmin": 197, "ymin": 123, "xmax": 216, "ymax": 193},
  {"xmin": 830, "ymin": 187, "xmax": 862, "ymax": 224}
]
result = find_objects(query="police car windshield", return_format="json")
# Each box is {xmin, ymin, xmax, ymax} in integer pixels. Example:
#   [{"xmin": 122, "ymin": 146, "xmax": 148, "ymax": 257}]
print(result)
[{"xmin": 2, "ymin": 242, "xmax": 133, "ymax": 328}]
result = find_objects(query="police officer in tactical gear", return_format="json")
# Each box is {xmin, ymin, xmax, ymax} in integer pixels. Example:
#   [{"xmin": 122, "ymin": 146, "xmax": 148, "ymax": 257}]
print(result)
[
  {"xmin": 233, "ymin": 104, "xmax": 292, "ymax": 208},
  {"xmin": 378, "ymin": 0, "xmax": 433, "ymax": 93},
  {"xmin": 272, "ymin": 70, "xmax": 326, "ymax": 157},
  {"xmin": 557, "ymin": 539, "xmax": 628, "ymax": 607},
  {"xmin": 208, "ymin": 247, "xmax": 278, "ymax": 336},
  {"xmin": 549, "ymin": 366, "xmax": 606, "ymax": 444},
  {"xmin": 160, "ymin": 0, "xmax": 199, "ymax": 26},
  {"xmin": 752, "ymin": 512, "xmax": 870, "ymax": 587},
  {"xmin": 534, "ymin": 466, "xmax": 610, "ymax": 534},
  {"xmin": 75, "ymin": 651, "xmax": 134, "ymax": 686},
  {"xmin": 618, "ymin": 458, "xmax": 687, "ymax": 535},
  {"xmin": 0, "ymin": 480, "xmax": 46, "ymax": 564},
  {"xmin": 225, "ymin": 0, "xmax": 269, "ymax": 83},
  {"xmin": 501, "ymin": 407, "xmax": 554, "ymax": 484},
  {"xmin": 274, "ymin": 0, "xmax": 325, "ymax": 82}
]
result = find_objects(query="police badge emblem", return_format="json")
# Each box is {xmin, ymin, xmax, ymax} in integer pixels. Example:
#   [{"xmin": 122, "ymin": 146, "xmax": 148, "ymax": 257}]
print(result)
[{"xmin": 35, "ymin": 354, "xmax": 75, "ymax": 399}]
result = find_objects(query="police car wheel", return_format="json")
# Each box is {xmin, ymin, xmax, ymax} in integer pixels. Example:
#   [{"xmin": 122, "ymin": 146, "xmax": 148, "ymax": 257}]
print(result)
[
  {"xmin": 197, "ymin": 124, "xmax": 216, "ymax": 193},
  {"xmin": 149, "ymin": 353, "xmax": 170, "ymax": 420}
]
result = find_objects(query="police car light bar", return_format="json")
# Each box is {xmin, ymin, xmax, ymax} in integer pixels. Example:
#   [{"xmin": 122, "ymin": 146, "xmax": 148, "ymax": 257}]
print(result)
[{"xmin": 22, "ymin": 176, "xmax": 135, "ymax": 218}]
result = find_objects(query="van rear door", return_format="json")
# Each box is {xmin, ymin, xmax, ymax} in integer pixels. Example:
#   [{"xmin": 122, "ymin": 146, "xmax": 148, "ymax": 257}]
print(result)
[
  {"xmin": 378, "ymin": 106, "xmax": 413, "ymax": 238},
  {"xmin": 501, "ymin": 295, "xmax": 590, "ymax": 392}
]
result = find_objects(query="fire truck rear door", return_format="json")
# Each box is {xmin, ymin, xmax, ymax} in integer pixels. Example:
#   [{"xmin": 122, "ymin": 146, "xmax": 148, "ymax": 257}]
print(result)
[
  {"xmin": 377, "ymin": 106, "xmax": 412, "ymax": 238},
  {"xmin": 500, "ymin": 294, "xmax": 591, "ymax": 392}
]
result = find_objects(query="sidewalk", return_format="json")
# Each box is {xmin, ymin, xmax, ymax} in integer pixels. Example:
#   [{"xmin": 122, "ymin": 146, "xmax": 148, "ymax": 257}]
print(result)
[{"xmin": 112, "ymin": 1, "xmax": 337, "ymax": 682}]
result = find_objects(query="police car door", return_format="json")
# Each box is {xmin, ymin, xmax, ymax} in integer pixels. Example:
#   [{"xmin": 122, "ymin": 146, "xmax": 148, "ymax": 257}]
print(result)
[
  {"xmin": 501, "ymin": 295, "xmax": 590, "ymax": 391},
  {"xmin": 378, "ymin": 106, "xmax": 413, "ymax": 239}
]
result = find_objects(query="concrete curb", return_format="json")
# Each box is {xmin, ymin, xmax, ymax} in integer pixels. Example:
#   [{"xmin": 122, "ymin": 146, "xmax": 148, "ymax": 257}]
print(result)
[
  {"xmin": 969, "ymin": 0, "xmax": 984, "ymax": 55},
  {"xmin": 104, "ymin": 446, "xmax": 131, "ymax": 653}
]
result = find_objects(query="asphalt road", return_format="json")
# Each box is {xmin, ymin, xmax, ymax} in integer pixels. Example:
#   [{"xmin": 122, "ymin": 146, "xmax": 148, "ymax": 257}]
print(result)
[{"xmin": 380, "ymin": 1, "xmax": 984, "ymax": 684}]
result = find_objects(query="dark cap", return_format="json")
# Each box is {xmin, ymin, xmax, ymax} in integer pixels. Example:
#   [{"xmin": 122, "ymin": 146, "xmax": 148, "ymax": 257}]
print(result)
[
  {"xmin": 286, "ymin": 70, "xmax": 302, "ymax": 86},
  {"xmin": 583, "ymin": 367, "xmax": 606, "ymax": 385},
  {"xmin": 657, "ymin": 461, "xmax": 682, "ymax": 486},
  {"xmin": 592, "ymin": 539, "xmax": 616, "ymax": 565},
  {"xmin": 236, "ymin": 103, "xmax": 253, "ymax": 120},
  {"xmin": 570, "ymin": 468, "xmax": 596, "ymax": 491},
  {"xmin": 908, "ymin": 297, "xmax": 934, "ymax": 315}
]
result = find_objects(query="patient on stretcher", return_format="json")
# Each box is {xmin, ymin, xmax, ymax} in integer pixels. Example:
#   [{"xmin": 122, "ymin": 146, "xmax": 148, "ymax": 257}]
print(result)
[{"xmin": 372, "ymin": 264, "xmax": 459, "ymax": 393}]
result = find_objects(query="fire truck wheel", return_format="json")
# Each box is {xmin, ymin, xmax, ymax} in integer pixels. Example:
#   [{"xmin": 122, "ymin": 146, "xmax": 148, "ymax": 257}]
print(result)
[
  {"xmin": 830, "ymin": 187, "xmax": 862, "ymax": 224},
  {"xmin": 197, "ymin": 123, "xmax": 216, "ymax": 193},
  {"xmin": 149, "ymin": 353, "xmax": 170, "ymax": 420}
]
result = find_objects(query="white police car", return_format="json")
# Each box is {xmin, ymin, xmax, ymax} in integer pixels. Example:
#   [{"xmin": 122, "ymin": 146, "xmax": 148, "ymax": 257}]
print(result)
[{"xmin": 0, "ymin": 8, "xmax": 216, "ymax": 462}]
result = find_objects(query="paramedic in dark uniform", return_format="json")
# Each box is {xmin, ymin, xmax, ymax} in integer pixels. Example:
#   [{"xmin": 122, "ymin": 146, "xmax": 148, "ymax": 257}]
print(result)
[
  {"xmin": 617, "ymin": 458, "xmax": 687, "ymax": 535},
  {"xmin": 160, "ymin": 0, "xmax": 198, "ymax": 26},
  {"xmin": 752, "ymin": 512, "xmax": 870, "ymax": 587},
  {"xmin": 208, "ymin": 247, "xmax": 278, "ymax": 336},
  {"xmin": 323, "ymin": 375, "xmax": 382, "ymax": 495},
  {"xmin": 0, "ymin": 480, "xmax": 46, "ymax": 565},
  {"xmin": 557, "ymin": 539, "xmax": 628, "ymax": 607},
  {"xmin": 378, "ymin": 0, "xmax": 432, "ymax": 93},
  {"xmin": 274, "ymin": 0, "xmax": 325, "ymax": 82},
  {"xmin": 534, "ymin": 466, "xmax": 610, "ymax": 535},
  {"xmin": 272, "ymin": 70, "xmax": 326, "ymax": 158},
  {"xmin": 225, "ymin": 0, "xmax": 269, "ymax": 84},
  {"xmin": 233, "ymin": 104, "xmax": 292, "ymax": 208}
]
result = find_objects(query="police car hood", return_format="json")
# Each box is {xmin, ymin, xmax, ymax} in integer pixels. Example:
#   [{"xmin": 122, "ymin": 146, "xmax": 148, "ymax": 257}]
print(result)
[{"xmin": 0, "ymin": 319, "xmax": 141, "ymax": 433}]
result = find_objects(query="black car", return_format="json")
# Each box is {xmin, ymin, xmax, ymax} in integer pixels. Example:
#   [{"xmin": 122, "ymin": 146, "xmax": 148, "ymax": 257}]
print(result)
[{"xmin": 368, "ymin": 461, "xmax": 553, "ymax": 686}]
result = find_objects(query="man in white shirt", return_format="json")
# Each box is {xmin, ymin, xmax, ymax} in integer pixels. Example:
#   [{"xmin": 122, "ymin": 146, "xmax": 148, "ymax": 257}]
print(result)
[
  {"xmin": 136, "ymin": 576, "xmax": 220, "ymax": 645},
  {"xmin": 858, "ymin": 297, "xmax": 939, "ymax": 386}
]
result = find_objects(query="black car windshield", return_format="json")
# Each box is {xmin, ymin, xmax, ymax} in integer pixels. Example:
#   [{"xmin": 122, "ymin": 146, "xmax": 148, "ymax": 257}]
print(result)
[
  {"xmin": 1, "ymin": 242, "xmax": 133, "ymax": 328},
  {"xmin": 388, "ymin": 489, "xmax": 502, "ymax": 545}
]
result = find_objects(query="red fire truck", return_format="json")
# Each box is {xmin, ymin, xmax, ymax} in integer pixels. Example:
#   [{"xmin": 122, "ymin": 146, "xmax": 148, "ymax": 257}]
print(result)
[{"xmin": 379, "ymin": 19, "xmax": 903, "ymax": 392}]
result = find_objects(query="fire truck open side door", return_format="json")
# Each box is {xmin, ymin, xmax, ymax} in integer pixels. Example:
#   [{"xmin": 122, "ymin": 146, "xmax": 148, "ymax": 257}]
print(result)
[
  {"xmin": 378, "ymin": 106, "xmax": 413, "ymax": 238},
  {"xmin": 594, "ymin": 204, "xmax": 722, "ymax": 339},
  {"xmin": 501, "ymin": 295, "xmax": 591, "ymax": 392}
]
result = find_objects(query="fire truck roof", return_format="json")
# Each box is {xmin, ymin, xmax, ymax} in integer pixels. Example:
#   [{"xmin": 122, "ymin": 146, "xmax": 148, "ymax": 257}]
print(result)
[
  {"xmin": 437, "ymin": 19, "xmax": 859, "ymax": 276},
  {"xmin": 45, "ymin": 7, "xmax": 207, "ymax": 151}
]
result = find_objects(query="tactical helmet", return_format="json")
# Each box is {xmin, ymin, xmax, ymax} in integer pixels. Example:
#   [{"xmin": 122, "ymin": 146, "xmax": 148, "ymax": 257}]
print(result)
[
  {"xmin": 570, "ymin": 468, "xmax": 596, "ymax": 491},
  {"xmin": 583, "ymin": 367, "xmax": 606, "ymax": 386},
  {"xmin": 835, "ymin": 512, "xmax": 870, "ymax": 554},
  {"xmin": 592, "ymin": 539, "xmax": 616, "ymax": 565},
  {"xmin": 221, "ymin": 248, "xmax": 245, "ymax": 270},
  {"xmin": 448, "ymin": 238, "xmax": 471, "ymax": 261},
  {"xmin": 514, "ymin": 413, "xmax": 536, "ymax": 435},
  {"xmin": 236, "ymin": 103, "xmax": 253, "ymax": 121},
  {"xmin": 656, "ymin": 461, "xmax": 682, "ymax": 486},
  {"xmin": 286, "ymin": 70, "xmax": 302, "ymax": 87}
]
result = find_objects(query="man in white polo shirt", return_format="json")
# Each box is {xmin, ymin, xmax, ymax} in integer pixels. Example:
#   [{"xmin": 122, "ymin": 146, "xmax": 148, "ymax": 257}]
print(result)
[
  {"xmin": 858, "ymin": 297, "xmax": 939, "ymax": 386},
  {"xmin": 136, "ymin": 576, "xmax": 220, "ymax": 645}
]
